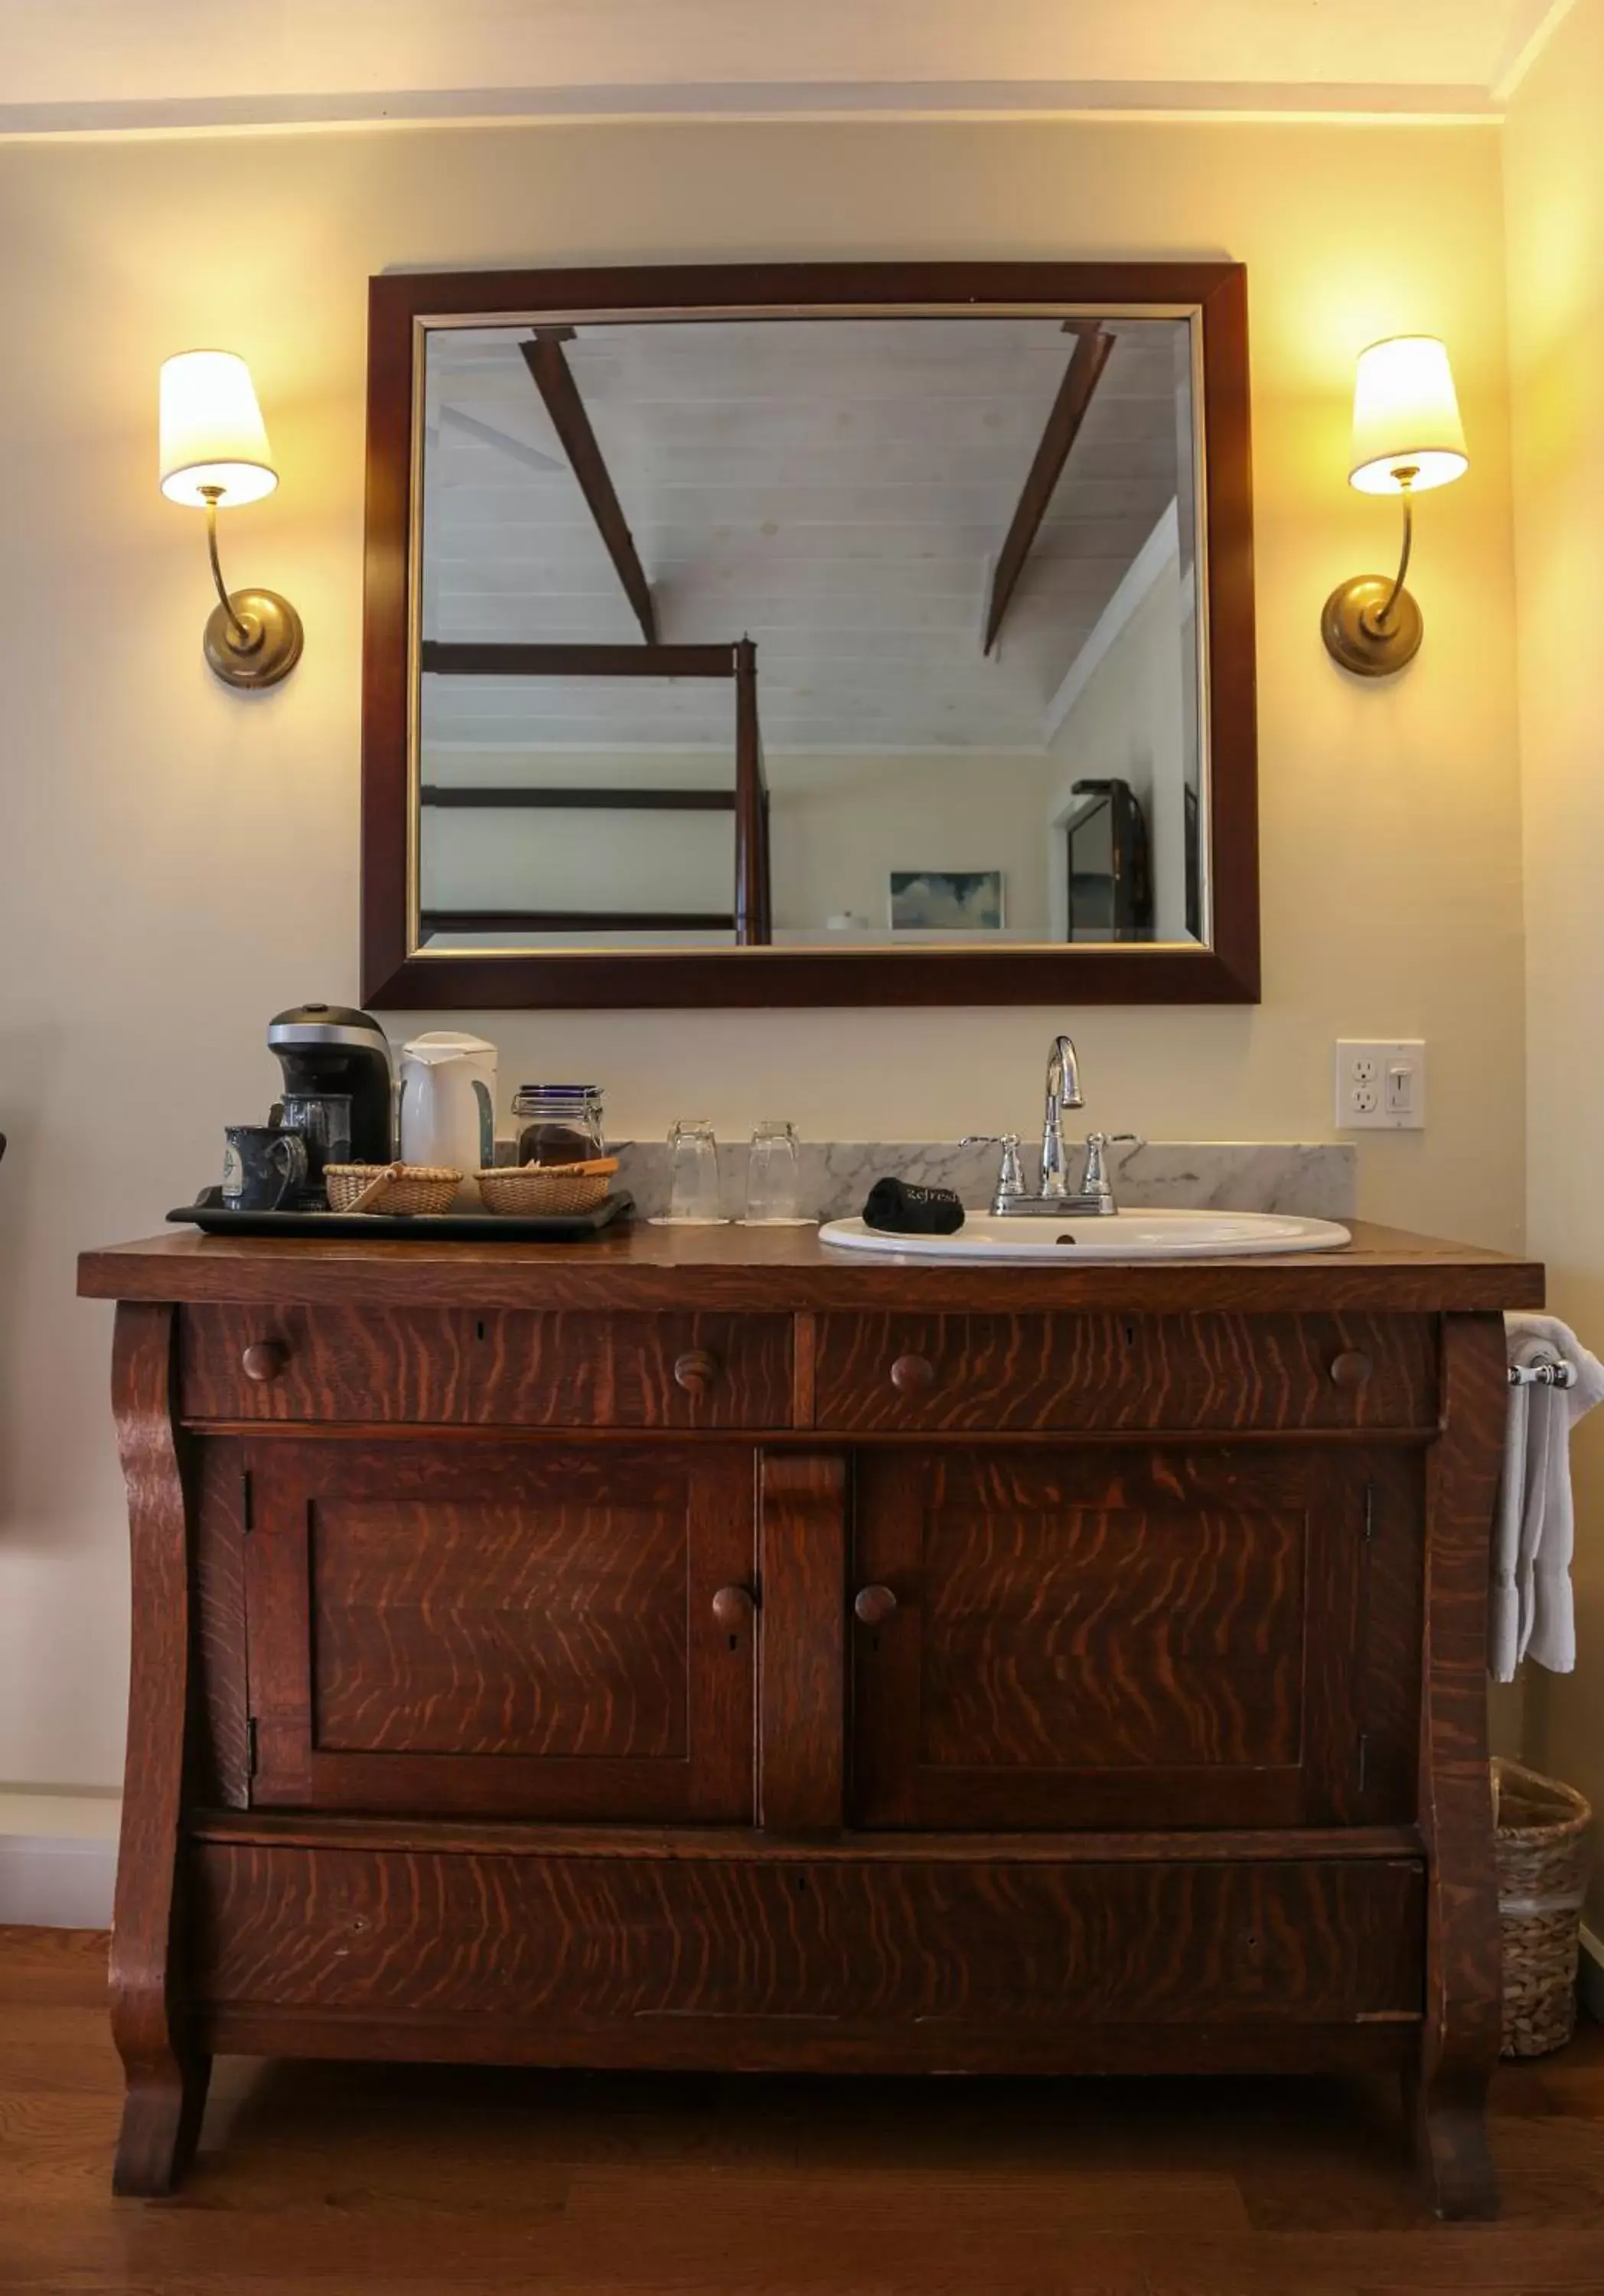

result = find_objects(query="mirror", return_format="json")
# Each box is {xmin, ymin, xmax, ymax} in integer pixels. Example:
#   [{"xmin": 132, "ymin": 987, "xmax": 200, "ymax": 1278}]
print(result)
[{"xmin": 362, "ymin": 266, "xmax": 1259, "ymax": 1006}]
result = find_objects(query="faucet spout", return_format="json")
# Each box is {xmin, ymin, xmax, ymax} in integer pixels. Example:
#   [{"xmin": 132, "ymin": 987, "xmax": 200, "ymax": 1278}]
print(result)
[{"xmin": 1040, "ymin": 1033, "xmax": 1085, "ymax": 1198}]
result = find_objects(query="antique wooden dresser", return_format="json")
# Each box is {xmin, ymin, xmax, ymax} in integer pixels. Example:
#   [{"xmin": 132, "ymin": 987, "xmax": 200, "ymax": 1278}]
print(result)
[{"xmin": 77, "ymin": 1221, "xmax": 1540, "ymax": 2215}]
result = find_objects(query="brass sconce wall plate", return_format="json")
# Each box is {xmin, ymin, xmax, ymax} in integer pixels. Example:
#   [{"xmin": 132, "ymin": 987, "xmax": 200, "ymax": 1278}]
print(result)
[
  {"xmin": 203, "ymin": 587, "xmax": 304, "ymax": 690},
  {"xmin": 1320, "ymin": 572, "xmax": 1423, "ymax": 677}
]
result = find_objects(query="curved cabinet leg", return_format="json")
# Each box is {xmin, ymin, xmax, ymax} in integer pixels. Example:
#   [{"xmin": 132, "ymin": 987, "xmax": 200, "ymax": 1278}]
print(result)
[
  {"xmin": 113, "ymin": 2053, "xmax": 212, "ymax": 2198},
  {"xmin": 109, "ymin": 1303, "xmax": 207, "ymax": 2197},
  {"xmin": 1409, "ymin": 1315, "xmax": 1505, "ymax": 2222}
]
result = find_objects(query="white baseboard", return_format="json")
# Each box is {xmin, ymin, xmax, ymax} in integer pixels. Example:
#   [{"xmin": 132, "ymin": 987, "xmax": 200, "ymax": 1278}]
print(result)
[
  {"xmin": 0, "ymin": 1833, "xmax": 116, "ymax": 1928},
  {"xmin": 0, "ymin": 1792, "xmax": 119, "ymax": 1929},
  {"xmin": 1580, "ymin": 1925, "xmax": 1604, "ymax": 2026}
]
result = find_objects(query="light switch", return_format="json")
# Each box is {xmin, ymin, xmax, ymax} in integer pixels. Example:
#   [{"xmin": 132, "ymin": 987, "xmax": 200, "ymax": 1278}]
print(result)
[{"xmin": 1335, "ymin": 1040, "xmax": 1426, "ymax": 1130}]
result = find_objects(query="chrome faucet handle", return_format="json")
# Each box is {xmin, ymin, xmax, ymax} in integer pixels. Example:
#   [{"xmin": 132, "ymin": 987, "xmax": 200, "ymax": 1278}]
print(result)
[
  {"xmin": 1079, "ymin": 1131, "xmax": 1144, "ymax": 1202},
  {"xmin": 961, "ymin": 1133, "xmax": 1025, "ymax": 1198}
]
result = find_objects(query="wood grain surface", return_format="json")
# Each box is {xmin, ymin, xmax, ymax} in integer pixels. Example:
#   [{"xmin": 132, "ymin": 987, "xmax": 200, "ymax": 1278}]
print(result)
[
  {"xmin": 107, "ymin": 1303, "xmax": 211, "ymax": 2194},
  {"xmin": 83, "ymin": 1232, "xmax": 1534, "ymax": 2212},
  {"xmin": 814, "ymin": 1310, "xmax": 1437, "ymax": 1433},
  {"xmin": 190, "ymin": 1842, "xmax": 1424, "ymax": 2035},
  {"xmin": 180, "ymin": 1305, "xmax": 793, "ymax": 1428},
  {"xmin": 1409, "ymin": 1315, "xmax": 1508, "ymax": 2219},
  {"xmin": 850, "ymin": 1446, "xmax": 1402, "ymax": 1831},
  {"xmin": 758, "ymin": 1454, "xmax": 847, "ymax": 1834},
  {"xmin": 193, "ymin": 1439, "xmax": 251, "ymax": 1809},
  {"xmin": 78, "ymin": 1218, "xmax": 1544, "ymax": 1316},
  {"xmin": 243, "ymin": 1441, "xmax": 756, "ymax": 1821}
]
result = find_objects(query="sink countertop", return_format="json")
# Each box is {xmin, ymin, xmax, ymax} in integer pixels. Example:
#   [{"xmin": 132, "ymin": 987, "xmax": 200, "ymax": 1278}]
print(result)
[{"xmin": 78, "ymin": 1219, "xmax": 1543, "ymax": 1315}]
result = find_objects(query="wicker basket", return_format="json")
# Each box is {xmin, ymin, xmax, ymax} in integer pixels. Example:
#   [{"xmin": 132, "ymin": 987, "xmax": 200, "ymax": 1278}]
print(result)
[
  {"xmin": 476, "ymin": 1162, "xmax": 616, "ymax": 1218},
  {"xmin": 1494, "ymin": 1756, "xmax": 1593, "ymax": 2057},
  {"xmin": 324, "ymin": 1163, "xmax": 462, "ymax": 1217}
]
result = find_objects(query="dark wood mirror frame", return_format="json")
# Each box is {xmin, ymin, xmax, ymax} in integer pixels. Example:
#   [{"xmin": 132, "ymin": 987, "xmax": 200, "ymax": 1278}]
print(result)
[{"xmin": 361, "ymin": 262, "xmax": 1258, "ymax": 1009}]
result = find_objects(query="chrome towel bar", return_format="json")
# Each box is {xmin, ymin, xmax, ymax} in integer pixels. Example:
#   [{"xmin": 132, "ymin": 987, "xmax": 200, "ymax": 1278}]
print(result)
[{"xmin": 1508, "ymin": 1360, "xmax": 1576, "ymax": 1389}]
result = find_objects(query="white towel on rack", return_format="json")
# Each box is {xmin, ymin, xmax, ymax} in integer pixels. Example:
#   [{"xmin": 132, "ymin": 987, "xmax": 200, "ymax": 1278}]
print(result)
[{"xmin": 1492, "ymin": 1313, "xmax": 1604, "ymax": 1680}]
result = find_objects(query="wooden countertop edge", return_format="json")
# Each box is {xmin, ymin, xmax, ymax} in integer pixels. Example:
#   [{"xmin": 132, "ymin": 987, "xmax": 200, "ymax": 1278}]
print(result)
[{"xmin": 77, "ymin": 1219, "xmax": 1544, "ymax": 1313}]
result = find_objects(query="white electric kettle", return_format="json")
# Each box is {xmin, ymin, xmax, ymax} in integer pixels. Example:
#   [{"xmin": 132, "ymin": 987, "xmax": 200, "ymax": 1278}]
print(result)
[{"xmin": 397, "ymin": 1032, "xmax": 498, "ymax": 1181}]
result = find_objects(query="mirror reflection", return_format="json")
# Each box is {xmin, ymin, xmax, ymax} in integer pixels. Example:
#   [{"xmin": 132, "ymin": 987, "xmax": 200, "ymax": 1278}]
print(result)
[{"xmin": 415, "ymin": 314, "xmax": 1206, "ymax": 951}]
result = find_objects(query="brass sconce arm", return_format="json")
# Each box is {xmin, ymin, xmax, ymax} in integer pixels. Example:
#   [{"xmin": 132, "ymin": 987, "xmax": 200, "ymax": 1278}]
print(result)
[
  {"xmin": 1370, "ymin": 482, "xmax": 1413, "ymax": 634},
  {"xmin": 200, "ymin": 487, "xmax": 254, "ymax": 654},
  {"xmin": 194, "ymin": 484, "xmax": 304, "ymax": 691},
  {"xmin": 1322, "ymin": 477, "xmax": 1424, "ymax": 677}
]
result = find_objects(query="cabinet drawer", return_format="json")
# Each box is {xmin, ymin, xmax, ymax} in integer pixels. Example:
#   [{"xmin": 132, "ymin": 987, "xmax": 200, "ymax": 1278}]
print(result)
[
  {"xmin": 813, "ymin": 1311, "xmax": 1436, "ymax": 1433},
  {"xmin": 194, "ymin": 1840, "xmax": 1424, "ymax": 2037},
  {"xmin": 181, "ymin": 1305, "xmax": 793, "ymax": 1428}
]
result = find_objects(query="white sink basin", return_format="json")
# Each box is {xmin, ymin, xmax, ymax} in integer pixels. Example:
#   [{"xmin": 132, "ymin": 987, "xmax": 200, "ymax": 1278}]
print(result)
[{"xmin": 818, "ymin": 1208, "xmax": 1351, "ymax": 1262}]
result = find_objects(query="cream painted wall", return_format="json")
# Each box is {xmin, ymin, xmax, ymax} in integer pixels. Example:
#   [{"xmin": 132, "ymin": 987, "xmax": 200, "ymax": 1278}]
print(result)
[
  {"xmin": 0, "ymin": 117, "xmax": 1523, "ymax": 1789},
  {"xmin": 1505, "ymin": 0, "xmax": 1604, "ymax": 1923}
]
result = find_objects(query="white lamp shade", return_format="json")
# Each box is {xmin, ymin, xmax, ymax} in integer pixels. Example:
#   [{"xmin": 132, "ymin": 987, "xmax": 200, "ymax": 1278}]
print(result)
[
  {"xmin": 159, "ymin": 351, "xmax": 278, "ymax": 507},
  {"xmin": 1348, "ymin": 336, "xmax": 1468, "ymax": 495}
]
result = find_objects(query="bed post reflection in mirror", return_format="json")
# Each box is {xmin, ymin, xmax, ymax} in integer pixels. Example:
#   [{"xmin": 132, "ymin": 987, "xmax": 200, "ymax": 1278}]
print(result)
[{"xmin": 734, "ymin": 638, "xmax": 772, "ymax": 945}]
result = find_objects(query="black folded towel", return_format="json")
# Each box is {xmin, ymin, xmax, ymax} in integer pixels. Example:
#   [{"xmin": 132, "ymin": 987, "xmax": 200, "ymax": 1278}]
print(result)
[{"xmin": 862, "ymin": 1178, "xmax": 966, "ymax": 1235}]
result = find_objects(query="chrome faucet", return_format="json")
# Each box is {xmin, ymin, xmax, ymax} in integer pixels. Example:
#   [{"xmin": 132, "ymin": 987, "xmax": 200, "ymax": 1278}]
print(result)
[
  {"xmin": 1039, "ymin": 1034, "xmax": 1084, "ymax": 1199},
  {"xmin": 963, "ymin": 1033, "xmax": 1140, "ymax": 1217}
]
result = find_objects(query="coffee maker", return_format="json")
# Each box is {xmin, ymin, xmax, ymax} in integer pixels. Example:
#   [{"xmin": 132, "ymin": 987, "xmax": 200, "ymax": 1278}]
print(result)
[{"xmin": 268, "ymin": 1003, "xmax": 395, "ymax": 1164}]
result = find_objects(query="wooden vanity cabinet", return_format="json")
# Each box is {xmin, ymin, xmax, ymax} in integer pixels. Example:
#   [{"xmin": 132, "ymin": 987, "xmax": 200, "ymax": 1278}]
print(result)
[{"xmin": 77, "ymin": 1225, "xmax": 1541, "ymax": 2218}]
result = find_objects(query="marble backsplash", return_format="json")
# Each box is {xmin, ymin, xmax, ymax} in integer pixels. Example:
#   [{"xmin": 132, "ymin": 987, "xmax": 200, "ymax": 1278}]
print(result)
[{"xmin": 598, "ymin": 1139, "xmax": 1356, "ymax": 1225}]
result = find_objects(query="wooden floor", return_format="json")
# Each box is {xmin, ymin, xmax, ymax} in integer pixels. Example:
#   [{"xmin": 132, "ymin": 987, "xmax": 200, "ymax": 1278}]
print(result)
[{"xmin": 2, "ymin": 1929, "xmax": 1601, "ymax": 2294}]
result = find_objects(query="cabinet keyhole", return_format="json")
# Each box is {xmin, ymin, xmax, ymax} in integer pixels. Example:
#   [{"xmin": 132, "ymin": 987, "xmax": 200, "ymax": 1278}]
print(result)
[{"xmin": 474, "ymin": 1320, "xmax": 487, "ymax": 1342}]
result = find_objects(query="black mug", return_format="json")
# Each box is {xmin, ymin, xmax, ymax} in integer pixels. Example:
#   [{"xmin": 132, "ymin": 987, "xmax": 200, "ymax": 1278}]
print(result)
[{"xmin": 223, "ymin": 1126, "xmax": 308, "ymax": 1212}]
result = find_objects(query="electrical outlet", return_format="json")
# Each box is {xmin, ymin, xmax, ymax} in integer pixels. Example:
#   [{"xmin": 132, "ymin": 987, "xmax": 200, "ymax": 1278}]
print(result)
[{"xmin": 1335, "ymin": 1039, "xmax": 1426, "ymax": 1130}]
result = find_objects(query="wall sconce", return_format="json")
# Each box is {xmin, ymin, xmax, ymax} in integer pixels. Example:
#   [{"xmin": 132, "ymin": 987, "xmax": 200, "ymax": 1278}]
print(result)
[
  {"xmin": 1321, "ymin": 335, "xmax": 1467, "ymax": 678},
  {"xmin": 159, "ymin": 351, "xmax": 304, "ymax": 690}
]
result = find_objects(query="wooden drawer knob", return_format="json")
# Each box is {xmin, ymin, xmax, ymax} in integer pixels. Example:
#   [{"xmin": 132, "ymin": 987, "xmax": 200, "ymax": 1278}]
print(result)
[
  {"xmin": 890, "ymin": 1353, "xmax": 935, "ymax": 1395},
  {"xmin": 240, "ymin": 1341, "xmax": 288, "ymax": 1384},
  {"xmin": 673, "ymin": 1349, "xmax": 721, "ymax": 1397},
  {"xmin": 712, "ymin": 1584, "xmax": 755, "ymax": 1631},
  {"xmin": 1329, "ymin": 1349, "xmax": 1374, "ymax": 1391},
  {"xmin": 854, "ymin": 1583, "xmax": 898, "ymax": 1629}
]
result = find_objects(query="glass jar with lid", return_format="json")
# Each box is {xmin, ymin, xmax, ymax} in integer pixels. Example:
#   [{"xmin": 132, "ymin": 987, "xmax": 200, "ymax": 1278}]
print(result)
[{"xmin": 513, "ymin": 1084, "xmax": 605, "ymax": 1167}]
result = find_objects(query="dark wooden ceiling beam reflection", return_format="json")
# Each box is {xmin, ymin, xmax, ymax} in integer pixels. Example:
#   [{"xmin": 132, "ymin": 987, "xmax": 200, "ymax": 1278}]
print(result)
[
  {"xmin": 420, "ymin": 641, "xmax": 735, "ymax": 680},
  {"xmin": 519, "ymin": 327, "xmax": 659, "ymax": 644},
  {"xmin": 983, "ymin": 322, "xmax": 1115, "ymax": 657}
]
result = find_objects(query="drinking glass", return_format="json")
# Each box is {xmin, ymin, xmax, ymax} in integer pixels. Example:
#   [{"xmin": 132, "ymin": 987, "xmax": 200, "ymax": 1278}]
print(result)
[
  {"xmin": 744, "ymin": 1120, "xmax": 806, "ymax": 1225},
  {"xmin": 662, "ymin": 1119, "xmax": 726, "ymax": 1225}
]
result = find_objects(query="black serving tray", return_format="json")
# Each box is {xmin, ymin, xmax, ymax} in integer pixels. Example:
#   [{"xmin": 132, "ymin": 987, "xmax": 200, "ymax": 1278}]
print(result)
[{"xmin": 168, "ymin": 1187, "xmax": 634, "ymax": 1242}]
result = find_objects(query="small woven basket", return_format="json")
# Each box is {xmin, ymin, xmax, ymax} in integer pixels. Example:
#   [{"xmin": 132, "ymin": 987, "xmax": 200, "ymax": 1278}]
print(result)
[
  {"xmin": 1494, "ymin": 1756, "xmax": 1593, "ymax": 2057},
  {"xmin": 325, "ymin": 1163, "xmax": 461, "ymax": 1217},
  {"xmin": 476, "ymin": 1163, "xmax": 615, "ymax": 1218}
]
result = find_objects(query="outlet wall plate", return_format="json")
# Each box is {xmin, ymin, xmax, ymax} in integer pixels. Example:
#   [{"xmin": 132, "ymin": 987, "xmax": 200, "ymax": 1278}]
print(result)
[{"xmin": 1335, "ymin": 1039, "xmax": 1426, "ymax": 1130}]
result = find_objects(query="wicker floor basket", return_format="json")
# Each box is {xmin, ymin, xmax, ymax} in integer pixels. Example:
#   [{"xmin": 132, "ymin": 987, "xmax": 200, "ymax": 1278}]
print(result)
[{"xmin": 1493, "ymin": 1756, "xmax": 1593, "ymax": 2058}]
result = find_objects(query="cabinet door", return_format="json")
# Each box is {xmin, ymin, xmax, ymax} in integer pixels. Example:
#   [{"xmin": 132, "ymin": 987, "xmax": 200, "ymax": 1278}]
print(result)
[
  {"xmin": 850, "ymin": 1446, "xmax": 1420, "ymax": 1831},
  {"xmin": 243, "ymin": 1440, "xmax": 756, "ymax": 1821}
]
